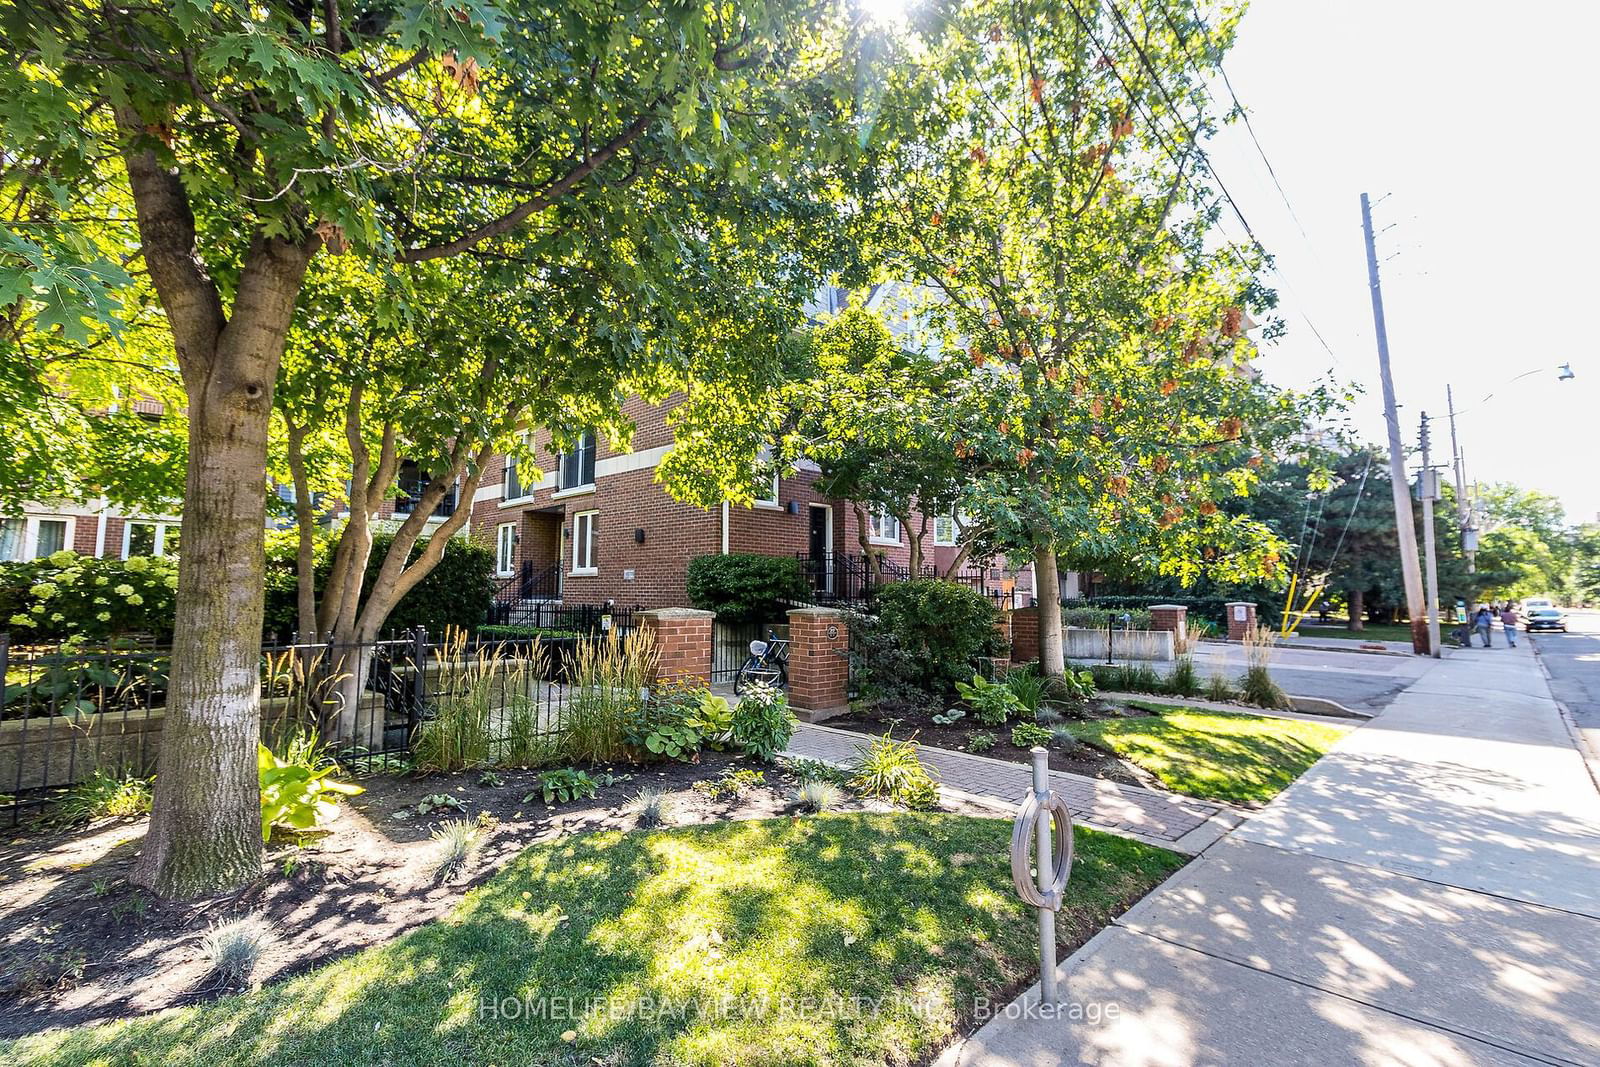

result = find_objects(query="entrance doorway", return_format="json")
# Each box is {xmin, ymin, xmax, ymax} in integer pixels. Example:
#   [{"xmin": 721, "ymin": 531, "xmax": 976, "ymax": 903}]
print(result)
[{"xmin": 808, "ymin": 505, "xmax": 833, "ymax": 593}]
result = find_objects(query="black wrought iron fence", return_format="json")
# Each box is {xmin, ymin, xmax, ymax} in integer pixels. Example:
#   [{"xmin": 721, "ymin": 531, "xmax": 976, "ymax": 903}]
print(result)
[
  {"xmin": 710, "ymin": 621, "xmax": 787, "ymax": 685},
  {"xmin": 1, "ymin": 624, "xmax": 636, "ymax": 826}
]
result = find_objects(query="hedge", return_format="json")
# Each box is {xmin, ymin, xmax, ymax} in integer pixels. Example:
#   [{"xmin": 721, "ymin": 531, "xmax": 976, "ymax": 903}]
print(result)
[
  {"xmin": 686, "ymin": 553, "xmax": 809, "ymax": 627},
  {"xmin": 1064, "ymin": 595, "xmax": 1230, "ymax": 628},
  {"xmin": 263, "ymin": 531, "xmax": 496, "ymax": 640},
  {"xmin": 873, "ymin": 579, "xmax": 1004, "ymax": 695}
]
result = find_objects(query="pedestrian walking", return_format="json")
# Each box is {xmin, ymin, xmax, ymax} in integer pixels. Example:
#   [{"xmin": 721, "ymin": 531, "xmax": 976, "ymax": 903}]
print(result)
[
  {"xmin": 1500, "ymin": 603, "xmax": 1519, "ymax": 647},
  {"xmin": 1474, "ymin": 605, "xmax": 1494, "ymax": 648}
]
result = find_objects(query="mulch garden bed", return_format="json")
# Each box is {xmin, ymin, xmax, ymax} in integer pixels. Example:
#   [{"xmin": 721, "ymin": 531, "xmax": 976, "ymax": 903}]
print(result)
[
  {"xmin": 0, "ymin": 750, "xmax": 931, "ymax": 1039},
  {"xmin": 826, "ymin": 697, "xmax": 1164, "ymax": 788}
]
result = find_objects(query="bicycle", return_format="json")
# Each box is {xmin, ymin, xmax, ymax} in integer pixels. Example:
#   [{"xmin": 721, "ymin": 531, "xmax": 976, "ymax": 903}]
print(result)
[{"xmin": 734, "ymin": 629, "xmax": 789, "ymax": 695}]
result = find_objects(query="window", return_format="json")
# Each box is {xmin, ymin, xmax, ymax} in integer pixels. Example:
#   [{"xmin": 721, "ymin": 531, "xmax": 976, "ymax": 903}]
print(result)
[
  {"xmin": 35, "ymin": 519, "xmax": 67, "ymax": 556},
  {"xmin": 503, "ymin": 453, "xmax": 524, "ymax": 500},
  {"xmin": 122, "ymin": 521, "xmax": 179, "ymax": 558},
  {"xmin": 868, "ymin": 506, "xmax": 900, "ymax": 545},
  {"xmin": 933, "ymin": 514, "xmax": 958, "ymax": 546},
  {"xmin": 125, "ymin": 521, "xmax": 158, "ymax": 557},
  {"xmin": 495, "ymin": 523, "xmax": 517, "ymax": 576},
  {"xmin": 571, "ymin": 510, "xmax": 598, "ymax": 574},
  {"xmin": 559, "ymin": 430, "xmax": 597, "ymax": 491},
  {"xmin": 753, "ymin": 445, "xmax": 780, "ymax": 506},
  {"xmin": 0, "ymin": 518, "xmax": 21, "ymax": 561},
  {"xmin": 395, "ymin": 460, "xmax": 458, "ymax": 517}
]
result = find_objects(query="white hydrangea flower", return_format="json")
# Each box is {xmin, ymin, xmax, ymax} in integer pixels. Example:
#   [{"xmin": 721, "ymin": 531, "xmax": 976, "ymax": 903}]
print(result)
[
  {"xmin": 114, "ymin": 583, "xmax": 135, "ymax": 597},
  {"xmin": 126, "ymin": 594, "xmax": 144, "ymax": 606},
  {"xmin": 97, "ymin": 611, "xmax": 113, "ymax": 622}
]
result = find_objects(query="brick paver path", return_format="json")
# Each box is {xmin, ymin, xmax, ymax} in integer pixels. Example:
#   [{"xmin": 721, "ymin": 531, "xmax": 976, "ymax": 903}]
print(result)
[{"xmin": 786, "ymin": 722, "xmax": 1222, "ymax": 846}]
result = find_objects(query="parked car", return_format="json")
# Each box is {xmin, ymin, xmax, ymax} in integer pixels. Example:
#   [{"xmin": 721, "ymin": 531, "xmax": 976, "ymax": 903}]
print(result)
[{"xmin": 1522, "ymin": 599, "xmax": 1567, "ymax": 632}]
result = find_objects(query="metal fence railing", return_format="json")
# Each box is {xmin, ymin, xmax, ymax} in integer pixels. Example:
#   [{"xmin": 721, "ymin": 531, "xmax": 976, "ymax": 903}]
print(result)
[
  {"xmin": 710, "ymin": 621, "xmax": 787, "ymax": 686},
  {"xmin": 0, "ymin": 622, "xmax": 636, "ymax": 826}
]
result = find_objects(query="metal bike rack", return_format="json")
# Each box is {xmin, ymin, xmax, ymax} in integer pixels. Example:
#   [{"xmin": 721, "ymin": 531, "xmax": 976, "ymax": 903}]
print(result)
[{"xmin": 1009, "ymin": 746, "xmax": 1075, "ymax": 1005}]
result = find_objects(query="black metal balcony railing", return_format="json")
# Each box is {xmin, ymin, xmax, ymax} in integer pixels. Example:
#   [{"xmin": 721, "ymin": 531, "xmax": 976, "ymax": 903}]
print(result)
[{"xmin": 394, "ymin": 487, "xmax": 458, "ymax": 519}]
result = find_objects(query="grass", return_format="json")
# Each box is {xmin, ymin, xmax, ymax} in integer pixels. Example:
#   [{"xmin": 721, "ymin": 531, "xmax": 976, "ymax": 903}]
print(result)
[
  {"xmin": 1065, "ymin": 707, "xmax": 1347, "ymax": 806},
  {"xmin": 4, "ymin": 814, "xmax": 1183, "ymax": 1067},
  {"xmin": 1297, "ymin": 621, "xmax": 1412, "ymax": 642}
]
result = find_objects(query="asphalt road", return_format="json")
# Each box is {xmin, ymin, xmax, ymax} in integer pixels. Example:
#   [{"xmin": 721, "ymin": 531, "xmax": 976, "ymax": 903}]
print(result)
[
  {"xmin": 1189, "ymin": 642, "xmax": 1429, "ymax": 713},
  {"xmin": 1530, "ymin": 609, "xmax": 1600, "ymax": 749}
]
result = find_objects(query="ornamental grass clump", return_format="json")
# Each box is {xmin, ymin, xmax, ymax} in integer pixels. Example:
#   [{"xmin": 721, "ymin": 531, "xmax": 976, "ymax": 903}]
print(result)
[
  {"xmin": 564, "ymin": 629, "xmax": 656, "ymax": 764},
  {"xmin": 1240, "ymin": 624, "xmax": 1290, "ymax": 709},
  {"xmin": 201, "ymin": 916, "xmax": 274, "ymax": 988},
  {"xmin": 793, "ymin": 780, "xmax": 843, "ymax": 814},
  {"xmin": 430, "ymin": 820, "xmax": 482, "ymax": 884},
  {"xmin": 850, "ymin": 734, "xmax": 939, "ymax": 810},
  {"xmin": 625, "ymin": 786, "xmax": 672, "ymax": 828},
  {"xmin": 54, "ymin": 770, "xmax": 153, "ymax": 825}
]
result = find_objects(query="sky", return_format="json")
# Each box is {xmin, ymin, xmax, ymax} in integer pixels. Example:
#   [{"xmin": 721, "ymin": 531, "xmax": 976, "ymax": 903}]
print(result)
[{"xmin": 1202, "ymin": 0, "xmax": 1600, "ymax": 525}]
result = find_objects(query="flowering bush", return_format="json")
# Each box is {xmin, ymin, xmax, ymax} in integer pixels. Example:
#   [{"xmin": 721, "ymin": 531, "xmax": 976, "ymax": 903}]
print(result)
[{"xmin": 0, "ymin": 551, "xmax": 179, "ymax": 640}]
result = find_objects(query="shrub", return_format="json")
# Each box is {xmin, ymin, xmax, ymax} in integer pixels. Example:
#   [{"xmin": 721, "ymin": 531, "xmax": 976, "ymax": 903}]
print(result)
[
  {"xmin": 201, "ymin": 917, "xmax": 274, "ymax": 987},
  {"xmin": 1011, "ymin": 722, "xmax": 1054, "ymax": 748},
  {"xmin": 874, "ymin": 580, "xmax": 1004, "ymax": 695},
  {"xmin": 54, "ymin": 770, "xmax": 153, "ymax": 825},
  {"xmin": 850, "ymin": 734, "xmax": 939, "ymax": 810},
  {"xmin": 1240, "ymin": 624, "xmax": 1291, "ymax": 709},
  {"xmin": 531, "ymin": 767, "xmax": 600, "ymax": 805},
  {"xmin": 955, "ymin": 673, "xmax": 1025, "ymax": 726},
  {"xmin": 626, "ymin": 786, "xmax": 672, "ymax": 828},
  {"xmin": 965, "ymin": 731, "xmax": 997, "ymax": 753},
  {"xmin": 624, "ymin": 684, "xmax": 731, "ymax": 762},
  {"xmin": 793, "ymin": 780, "xmax": 842, "ymax": 814},
  {"xmin": 1062, "ymin": 606, "xmax": 1154, "ymax": 630},
  {"xmin": 685, "ymin": 553, "xmax": 808, "ymax": 627},
  {"xmin": 475, "ymin": 625, "xmax": 583, "ymax": 642},
  {"xmin": 1, "ymin": 551, "xmax": 179, "ymax": 641},
  {"xmin": 695, "ymin": 767, "xmax": 767, "ymax": 799},
  {"xmin": 730, "ymin": 683, "xmax": 796, "ymax": 762},
  {"xmin": 262, "ymin": 531, "xmax": 495, "ymax": 641},
  {"xmin": 784, "ymin": 757, "xmax": 852, "ymax": 787},
  {"xmin": 430, "ymin": 820, "xmax": 482, "ymax": 883},
  {"xmin": 1002, "ymin": 664, "xmax": 1047, "ymax": 716},
  {"xmin": 257, "ymin": 733, "xmax": 363, "ymax": 841},
  {"xmin": 1168, "ymin": 654, "xmax": 1200, "ymax": 698}
]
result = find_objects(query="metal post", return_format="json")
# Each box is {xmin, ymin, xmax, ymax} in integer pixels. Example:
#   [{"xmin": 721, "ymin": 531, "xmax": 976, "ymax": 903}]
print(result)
[
  {"xmin": 1361, "ymin": 192, "xmax": 1428, "ymax": 654},
  {"xmin": 1032, "ymin": 747, "xmax": 1057, "ymax": 1005},
  {"xmin": 1446, "ymin": 385, "xmax": 1474, "ymax": 574},
  {"xmin": 1419, "ymin": 414, "xmax": 1441, "ymax": 658},
  {"xmin": 409, "ymin": 627, "xmax": 428, "ymax": 749}
]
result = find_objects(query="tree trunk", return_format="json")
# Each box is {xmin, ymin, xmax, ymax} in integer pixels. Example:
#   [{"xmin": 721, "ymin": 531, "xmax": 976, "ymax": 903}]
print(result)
[
  {"xmin": 1347, "ymin": 588, "xmax": 1365, "ymax": 631},
  {"xmin": 1035, "ymin": 546, "xmax": 1065, "ymax": 677},
  {"xmin": 126, "ymin": 232, "xmax": 315, "ymax": 898}
]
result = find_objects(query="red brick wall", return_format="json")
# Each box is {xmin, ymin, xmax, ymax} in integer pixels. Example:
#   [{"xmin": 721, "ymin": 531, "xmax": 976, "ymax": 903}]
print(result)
[
  {"xmin": 638, "ymin": 608, "xmax": 713, "ymax": 686},
  {"xmin": 1010, "ymin": 605, "xmax": 1041, "ymax": 664},
  {"xmin": 72, "ymin": 518, "xmax": 99, "ymax": 556}
]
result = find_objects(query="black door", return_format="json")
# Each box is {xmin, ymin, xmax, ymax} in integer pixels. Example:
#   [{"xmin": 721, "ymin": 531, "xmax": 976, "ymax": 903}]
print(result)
[{"xmin": 808, "ymin": 506, "xmax": 829, "ymax": 590}]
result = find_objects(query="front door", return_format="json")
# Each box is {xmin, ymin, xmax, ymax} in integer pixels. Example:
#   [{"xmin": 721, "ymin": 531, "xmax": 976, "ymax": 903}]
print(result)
[{"xmin": 808, "ymin": 505, "xmax": 832, "ymax": 592}]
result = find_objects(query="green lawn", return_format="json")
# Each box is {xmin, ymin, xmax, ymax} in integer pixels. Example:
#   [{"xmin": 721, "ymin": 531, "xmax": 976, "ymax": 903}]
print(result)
[
  {"xmin": 1069, "ymin": 706, "xmax": 1347, "ymax": 806},
  {"xmin": 7, "ymin": 814, "xmax": 1183, "ymax": 1067},
  {"xmin": 1296, "ymin": 622, "xmax": 1412, "ymax": 642}
]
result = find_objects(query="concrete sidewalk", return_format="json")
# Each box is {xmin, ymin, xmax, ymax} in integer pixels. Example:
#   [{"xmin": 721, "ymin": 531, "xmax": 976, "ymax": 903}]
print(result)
[{"xmin": 939, "ymin": 642, "xmax": 1600, "ymax": 1066}]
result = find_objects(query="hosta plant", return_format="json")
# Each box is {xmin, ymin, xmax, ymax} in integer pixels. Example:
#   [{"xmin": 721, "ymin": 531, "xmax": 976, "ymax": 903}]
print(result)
[{"xmin": 257, "ymin": 744, "xmax": 363, "ymax": 842}]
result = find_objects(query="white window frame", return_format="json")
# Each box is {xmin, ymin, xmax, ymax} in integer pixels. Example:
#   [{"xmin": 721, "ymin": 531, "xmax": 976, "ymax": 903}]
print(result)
[
  {"xmin": 502, "ymin": 435, "xmax": 534, "ymax": 503},
  {"xmin": 495, "ymin": 522, "xmax": 517, "ymax": 577},
  {"xmin": 121, "ymin": 520, "xmax": 178, "ymax": 558},
  {"xmin": 867, "ymin": 506, "xmax": 901, "ymax": 546},
  {"xmin": 557, "ymin": 430, "xmax": 597, "ymax": 494},
  {"xmin": 571, "ymin": 510, "xmax": 599, "ymax": 575},
  {"xmin": 0, "ymin": 517, "xmax": 24, "ymax": 561},
  {"xmin": 752, "ymin": 446, "xmax": 781, "ymax": 508},
  {"xmin": 933, "ymin": 514, "xmax": 958, "ymax": 547},
  {"xmin": 18, "ymin": 516, "xmax": 76, "ymax": 559}
]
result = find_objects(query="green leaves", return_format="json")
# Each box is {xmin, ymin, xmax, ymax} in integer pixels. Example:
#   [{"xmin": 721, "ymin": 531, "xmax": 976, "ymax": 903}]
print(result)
[{"xmin": 257, "ymin": 743, "xmax": 364, "ymax": 842}]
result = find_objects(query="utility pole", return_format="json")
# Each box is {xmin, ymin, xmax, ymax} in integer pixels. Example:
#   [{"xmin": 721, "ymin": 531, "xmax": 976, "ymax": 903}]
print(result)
[
  {"xmin": 1446, "ymin": 385, "xmax": 1476, "ymax": 573},
  {"xmin": 1419, "ymin": 413, "xmax": 1441, "ymax": 658},
  {"xmin": 1361, "ymin": 192, "xmax": 1428, "ymax": 654}
]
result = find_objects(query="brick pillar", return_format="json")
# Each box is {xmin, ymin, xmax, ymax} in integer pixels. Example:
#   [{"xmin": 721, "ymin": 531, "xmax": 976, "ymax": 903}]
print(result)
[
  {"xmin": 1009, "ymin": 605, "xmax": 1041, "ymax": 664},
  {"xmin": 1225, "ymin": 601, "xmax": 1257, "ymax": 641},
  {"xmin": 785, "ymin": 607, "xmax": 849, "ymax": 722},
  {"xmin": 1150, "ymin": 604, "xmax": 1188, "ymax": 642},
  {"xmin": 637, "ymin": 608, "xmax": 714, "ymax": 687}
]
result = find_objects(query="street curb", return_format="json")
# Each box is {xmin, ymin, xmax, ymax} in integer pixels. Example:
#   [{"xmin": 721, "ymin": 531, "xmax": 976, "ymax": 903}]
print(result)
[
  {"xmin": 1287, "ymin": 694, "xmax": 1371, "ymax": 720},
  {"xmin": 1531, "ymin": 643, "xmax": 1600, "ymax": 795}
]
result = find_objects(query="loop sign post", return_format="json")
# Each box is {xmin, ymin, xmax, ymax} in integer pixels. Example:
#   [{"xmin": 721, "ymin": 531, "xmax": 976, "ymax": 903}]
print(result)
[{"xmin": 1009, "ymin": 746, "xmax": 1075, "ymax": 1005}]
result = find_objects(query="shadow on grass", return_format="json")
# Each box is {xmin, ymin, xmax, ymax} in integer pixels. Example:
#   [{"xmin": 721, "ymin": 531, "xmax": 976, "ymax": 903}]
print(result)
[{"xmin": 6, "ymin": 814, "xmax": 1184, "ymax": 1067}]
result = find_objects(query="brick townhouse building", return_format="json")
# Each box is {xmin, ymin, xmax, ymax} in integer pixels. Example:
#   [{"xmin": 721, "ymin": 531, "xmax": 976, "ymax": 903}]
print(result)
[{"xmin": 468, "ymin": 392, "xmax": 1038, "ymax": 614}]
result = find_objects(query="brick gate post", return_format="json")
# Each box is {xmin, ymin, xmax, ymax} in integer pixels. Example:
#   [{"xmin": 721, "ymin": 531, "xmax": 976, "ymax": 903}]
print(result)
[
  {"xmin": 1225, "ymin": 602, "xmax": 1258, "ymax": 642},
  {"xmin": 637, "ymin": 608, "xmax": 714, "ymax": 687},
  {"xmin": 785, "ymin": 607, "xmax": 849, "ymax": 722},
  {"xmin": 1149, "ymin": 604, "xmax": 1189, "ymax": 648},
  {"xmin": 1009, "ymin": 605, "xmax": 1041, "ymax": 665}
]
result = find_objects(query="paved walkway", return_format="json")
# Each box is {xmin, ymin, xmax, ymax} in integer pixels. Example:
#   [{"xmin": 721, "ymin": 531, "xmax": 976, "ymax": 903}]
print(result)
[
  {"xmin": 940, "ymin": 641, "xmax": 1600, "ymax": 1066},
  {"xmin": 785, "ymin": 722, "xmax": 1234, "ymax": 851}
]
